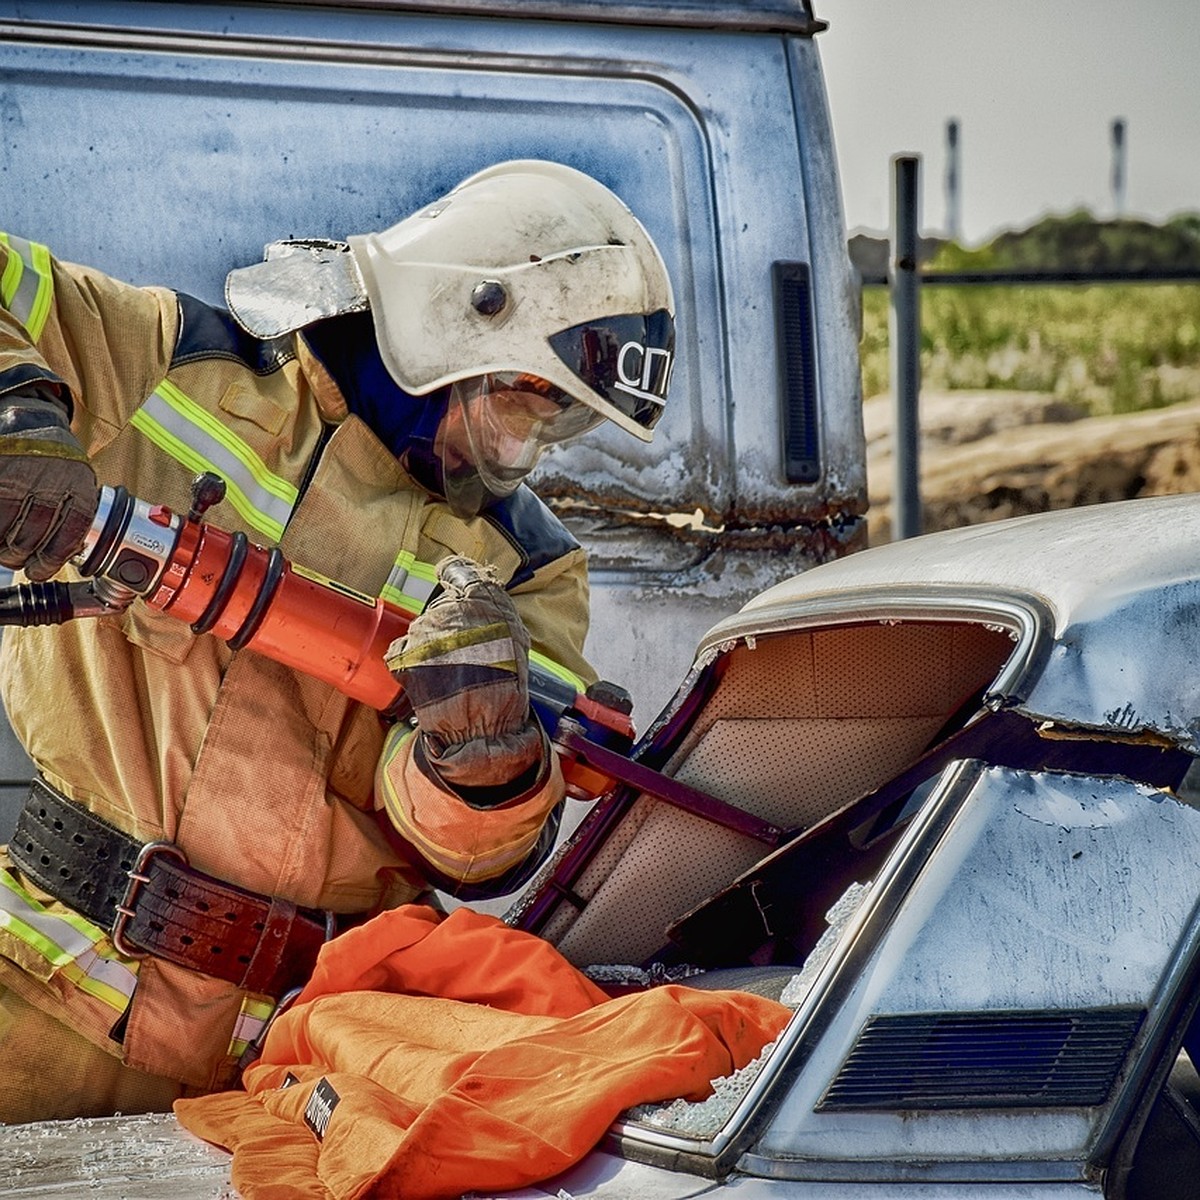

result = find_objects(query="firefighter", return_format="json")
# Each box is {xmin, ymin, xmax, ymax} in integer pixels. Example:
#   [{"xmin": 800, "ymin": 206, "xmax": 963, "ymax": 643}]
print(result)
[{"xmin": 0, "ymin": 160, "xmax": 674, "ymax": 1122}]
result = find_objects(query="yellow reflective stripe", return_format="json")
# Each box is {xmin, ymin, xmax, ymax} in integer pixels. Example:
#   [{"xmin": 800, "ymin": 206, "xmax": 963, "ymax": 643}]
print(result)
[
  {"xmin": 244, "ymin": 996, "xmax": 276, "ymax": 1020},
  {"xmin": 0, "ymin": 232, "xmax": 54, "ymax": 340},
  {"xmin": 226, "ymin": 996, "xmax": 275, "ymax": 1059},
  {"xmin": 0, "ymin": 236, "xmax": 24, "ymax": 306},
  {"xmin": 380, "ymin": 549, "xmax": 438, "ymax": 615},
  {"xmin": 1, "ymin": 869, "xmax": 103, "ymax": 960},
  {"xmin": 0, "ymin": 904, "xmax": 77, "ymax": 969},
  {"xmin": 379, "ymin": 587, "xmax": 423, "ymax": 615},
  {"xmin": 62, "ymin": 949, "xmax": 139, "ymax": 1012},
  {"xmin": 528, "ymin": 648, "xmax": 587, "ymax": 695},
  {"xmin": 0, "ymin": 869, "xmax": 138, "ymax": 1012},
  {"xmin": 131, "ymin": 379, "xmax": 298, "ymax": 541},
  {"xmin": 25, "ymin": 240, "xmax": 53, "ymax": 340}
]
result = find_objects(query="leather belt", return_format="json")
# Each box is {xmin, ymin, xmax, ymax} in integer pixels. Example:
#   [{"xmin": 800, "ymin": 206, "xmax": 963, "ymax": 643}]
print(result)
[{"xmin": 9, "ymin": 778, "xmax": 332, "ymax": 998}]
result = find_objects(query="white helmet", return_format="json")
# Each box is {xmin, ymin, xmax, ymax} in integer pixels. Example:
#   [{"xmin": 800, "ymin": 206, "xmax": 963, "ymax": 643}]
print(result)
[{"xmin": 227, "ymin": 160, "xmax": 675, "ymax": 444}]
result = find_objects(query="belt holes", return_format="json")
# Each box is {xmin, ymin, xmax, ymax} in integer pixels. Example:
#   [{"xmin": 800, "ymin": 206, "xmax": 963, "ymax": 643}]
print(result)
[
  {"xmin": 39, "ymin": 854, "xmax": 50, "ymax": 866},
  {"xmin": 72, "ymin": 833, "xmax": 85, "ymax": 846},
  {"xmin": 224, "ymin": 911, "xmax": 238, "ymax": 923},
  {"xmin": 165, "ymin": 888, "xmax": 179, "ymax": 901},
  {"xmin": 119, "ymin": 859, "xmax": 133, "ymax": 873},
  {"xmin": 179, "ymin": 934, "xmax": 194, "ymax": 946},
  {"xmin": 96, "ymin": 848, "xmax": 109, "ymax": 862},
  {"xmin": 37, "ymin": 807, "xmax": 47, "ymax": 819},
  {"xmin": 149, "ymin": 920, "xmax": 163, "ymax": 932},
  {"xmin": 210, "ymin": 945, "xmax": 222, "ymax": 955},
  {"xmin": 252, "ymin": 921, "xmax": 265, "ymax": 932},
  {"xmin": 58, "ymin": 866, "xmax": 70, "ymax": 879},
  {"xmin": 196, "ymin": 900, "xmax": 210, "ymax": 912},
  {"xmin": 237, "ymin": 954, "xmax": 251, "ymax": 965},
  {"xmin": 52, "ymin": 818, "xmax": 63, "ymax": 832}
]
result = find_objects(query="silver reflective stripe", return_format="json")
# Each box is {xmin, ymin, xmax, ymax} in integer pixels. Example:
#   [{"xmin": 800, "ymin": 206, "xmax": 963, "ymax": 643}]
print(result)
[
  {"xmin": 227, "ymin": 996, "xmax": 275, "ymax": 1058},
  {"xmin": 0, "ymin": 232, "xmax": 53, "ymax": 340},
  {"xmin": 0, "ymin": 869, "xmax": 138, "ymax": 1012},
  {"xmin": 381, "ymin": 550, "xmax": 438, "ymax": 615},
  {"xmin": 131, "ymin": 379, "xmax": 298, "ymax": 541}
]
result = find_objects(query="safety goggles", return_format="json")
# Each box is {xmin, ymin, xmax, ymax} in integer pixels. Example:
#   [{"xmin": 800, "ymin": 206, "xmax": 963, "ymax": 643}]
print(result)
[{"xmin": 436, "ymin": 372, "xmax": 607, "ymax": 516}]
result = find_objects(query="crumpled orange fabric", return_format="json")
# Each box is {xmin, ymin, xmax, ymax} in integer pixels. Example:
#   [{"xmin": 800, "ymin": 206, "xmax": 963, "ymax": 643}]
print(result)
[{"xmin": 174, "ymin": 904, "xmax": 791, "ymax": 1200}]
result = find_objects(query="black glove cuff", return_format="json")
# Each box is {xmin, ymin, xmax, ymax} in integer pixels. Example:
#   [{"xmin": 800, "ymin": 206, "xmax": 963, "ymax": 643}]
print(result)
[
  {"xmin": 413, "ymin": 728, "xmax": 550, "ymax": 810},
  {"xmin": 447, "ymin": 754, "xmax": 547, "ymax": 810},
  {"xmin": 0, "ymin": 388, "xmax": 75, "ymax": 436}
]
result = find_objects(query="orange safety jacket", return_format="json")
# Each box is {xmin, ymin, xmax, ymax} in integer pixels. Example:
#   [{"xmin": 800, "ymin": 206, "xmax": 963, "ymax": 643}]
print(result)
[
  {"xmin": 0, "ymin": 233, "xmax": 594, "ymax": 1090},
  {"xmin": 175, "ymin": 905, "xmax": 793, "ymax": 1200}
]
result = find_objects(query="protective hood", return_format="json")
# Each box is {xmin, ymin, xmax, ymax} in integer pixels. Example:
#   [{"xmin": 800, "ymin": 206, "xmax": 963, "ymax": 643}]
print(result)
[{"xmin": 298, "ymin": 312, "xmax": 449, "ymax": 501}]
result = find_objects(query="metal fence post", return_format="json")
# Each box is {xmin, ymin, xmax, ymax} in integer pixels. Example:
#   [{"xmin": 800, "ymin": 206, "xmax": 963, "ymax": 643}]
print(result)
[{"xmin": 889, "ymin": 154, "xmax": 922, "ymax": 539}]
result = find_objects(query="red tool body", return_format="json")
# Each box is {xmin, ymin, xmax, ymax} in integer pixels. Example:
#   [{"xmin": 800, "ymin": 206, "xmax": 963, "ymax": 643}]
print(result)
[{"xmin": 143, "ymin": 506, "xmax": 411, "ymax": 712}]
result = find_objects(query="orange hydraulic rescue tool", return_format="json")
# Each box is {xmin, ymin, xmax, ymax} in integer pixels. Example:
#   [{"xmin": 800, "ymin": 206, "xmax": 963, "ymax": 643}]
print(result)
[
  {"xmin": 0, "ymin": 472, "xmax": 782, "ymax": 840},
  {"xmin": 0, "ymin": 473, "xmax": 630, "ymax": 800}
]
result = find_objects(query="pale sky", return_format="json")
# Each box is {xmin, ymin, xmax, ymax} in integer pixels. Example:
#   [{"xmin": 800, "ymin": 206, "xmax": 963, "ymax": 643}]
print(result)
[{"xmin": 816, "ymin": 0, "xmax": 1200, "ymax": 245}]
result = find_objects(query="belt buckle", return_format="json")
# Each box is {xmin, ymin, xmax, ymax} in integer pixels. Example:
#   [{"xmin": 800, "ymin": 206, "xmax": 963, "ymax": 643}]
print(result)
[{"xmin": 111, "ymin": 840, "xmax": 189, "ymax": 958}]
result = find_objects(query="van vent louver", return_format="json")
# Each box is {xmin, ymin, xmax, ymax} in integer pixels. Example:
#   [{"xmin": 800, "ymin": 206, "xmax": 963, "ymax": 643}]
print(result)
[
  {"xmin": 773, "ymin": 261, "xmax": 820, "ymax": 484},
  {"xmin": 817, "ymin": 1008, "xmax": 1144, "ymax": 1110}
]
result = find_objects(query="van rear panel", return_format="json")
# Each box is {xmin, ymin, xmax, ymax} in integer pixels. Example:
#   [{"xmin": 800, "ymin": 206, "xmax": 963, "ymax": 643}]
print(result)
[{"xmin": 0, "ymin": 0, "xmax": 863, "ymax": 722}]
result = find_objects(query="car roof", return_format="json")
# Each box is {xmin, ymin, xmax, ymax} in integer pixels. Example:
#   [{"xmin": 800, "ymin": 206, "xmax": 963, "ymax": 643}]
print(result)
[
  {"xmin": 273, "ymin": 0, "xmax": 826, "ymax": 35},
  {"xmin": 700, "ymin": 495, "xmax": 1200, "ymax": 752}
]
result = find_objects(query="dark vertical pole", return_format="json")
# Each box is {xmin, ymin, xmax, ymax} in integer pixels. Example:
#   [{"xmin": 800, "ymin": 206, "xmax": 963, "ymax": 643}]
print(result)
[
  {"xmin": 890, "ymin": 154, "xmax": 922, "ymax": 540},
  {"xmin": 1111, "ymin": 118, "xmax": 1127, "ymax": 217},
  {"xmin": 945, "ymin": 119, "xmax": 961, "ymax": 243}
]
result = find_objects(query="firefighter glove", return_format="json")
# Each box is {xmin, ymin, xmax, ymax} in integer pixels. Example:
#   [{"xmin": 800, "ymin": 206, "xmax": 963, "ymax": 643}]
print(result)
[
  {"xmin": 0, "ymin": 386, "xmax": 98, "ymax": 581},
  {"xmin": 386, "ymin": 555, "xmax": 546, "ymax": 803}
]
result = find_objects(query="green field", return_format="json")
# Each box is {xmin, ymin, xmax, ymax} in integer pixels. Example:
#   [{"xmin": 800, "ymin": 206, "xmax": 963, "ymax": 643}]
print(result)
[
  {"xmin": 860, "ymin": 282, "xmax": 1200, "ymax": 415},
  {"xmin": 856, "ymin": 212, "xmax": 1200, "ymax": 415}
]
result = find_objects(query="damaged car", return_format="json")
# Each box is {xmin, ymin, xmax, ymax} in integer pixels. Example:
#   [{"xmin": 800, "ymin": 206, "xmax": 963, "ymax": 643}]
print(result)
[{"xmin": 8, "ymin": 492, "xmax": 1200, "ymax": 1198}]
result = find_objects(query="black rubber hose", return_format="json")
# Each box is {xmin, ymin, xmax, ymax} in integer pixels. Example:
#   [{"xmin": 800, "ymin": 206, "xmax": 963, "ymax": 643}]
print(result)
[{"xmin": 0, "ymin": 581, "xmax": 79, "ymax": 626}]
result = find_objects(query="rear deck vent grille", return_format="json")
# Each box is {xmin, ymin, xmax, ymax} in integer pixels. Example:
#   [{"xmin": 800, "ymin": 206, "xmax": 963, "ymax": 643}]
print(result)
[{"xmin": 818, "ymin": 1007, "xmax": 1144, "ymax": 1110}]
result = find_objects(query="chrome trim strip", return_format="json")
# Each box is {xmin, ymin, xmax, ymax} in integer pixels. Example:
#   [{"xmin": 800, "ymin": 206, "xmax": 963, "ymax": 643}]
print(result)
[
  {"xmin": 732, "ymin": 1152, "xmax": 1088, "ymax": 1184},
  {"xmin": 0, "ymin": 3, "xmax": 824, "ymax": 39}
]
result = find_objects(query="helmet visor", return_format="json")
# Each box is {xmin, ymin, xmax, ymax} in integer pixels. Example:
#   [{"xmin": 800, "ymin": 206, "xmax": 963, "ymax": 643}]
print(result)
[
  {"xmin": 548, "ymin": 308, "xmax": 675, "ymax": 435},
  {"xmin": 436, "ymin": 372, "xmax": 607, "ymax": 516}
]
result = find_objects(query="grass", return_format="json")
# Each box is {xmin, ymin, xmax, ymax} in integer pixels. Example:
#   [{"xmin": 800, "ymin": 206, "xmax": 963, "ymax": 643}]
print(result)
[{"xmin": 860, "ymin": 282, "xmax": 1200, "ymax": 415}]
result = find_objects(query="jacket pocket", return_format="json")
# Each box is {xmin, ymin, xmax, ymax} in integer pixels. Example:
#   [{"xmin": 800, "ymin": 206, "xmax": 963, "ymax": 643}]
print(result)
[
  {"xmin": 218, "ymin": 379, "xmax": 288, "ymax": 436},
  {"xmin": 421, "ymin": 506, "xmax": 519, "ymax": 581}
]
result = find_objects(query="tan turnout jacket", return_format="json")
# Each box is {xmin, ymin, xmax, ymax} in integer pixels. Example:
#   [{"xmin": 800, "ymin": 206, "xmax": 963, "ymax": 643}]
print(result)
[{"xmin": 0, "ymin": 234, "xmax": 592, "ymax": 1090}]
